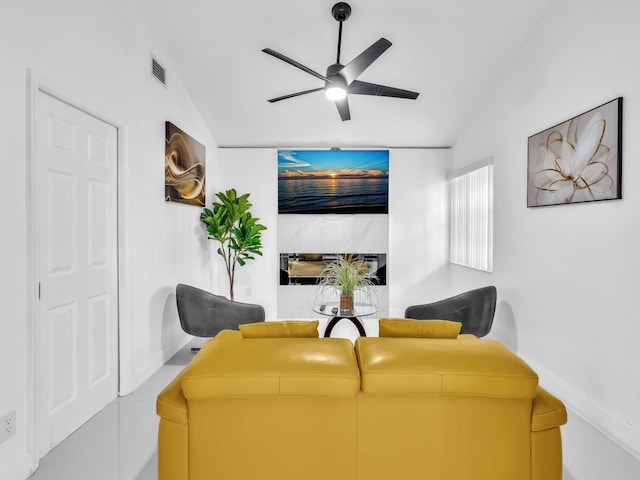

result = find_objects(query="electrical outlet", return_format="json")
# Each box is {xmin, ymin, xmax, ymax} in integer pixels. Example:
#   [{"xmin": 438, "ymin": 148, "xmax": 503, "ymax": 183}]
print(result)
[{"xmin": 0, "ymin": 411, "xmax": 16, "ymax": 444}]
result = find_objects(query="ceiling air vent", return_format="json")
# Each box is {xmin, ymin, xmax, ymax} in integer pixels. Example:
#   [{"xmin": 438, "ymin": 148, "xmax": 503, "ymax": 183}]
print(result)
[{"xmin": 151, "ymin": 56, "xmax": 167, "ymax": 86}]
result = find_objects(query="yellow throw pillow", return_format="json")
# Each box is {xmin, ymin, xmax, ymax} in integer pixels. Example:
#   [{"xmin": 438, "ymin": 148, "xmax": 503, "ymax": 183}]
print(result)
[
  {"xmin": 239, "ymin": 320, "xmax": 320, "ymax": 338},
  {"xmin": 378, "ymin": 318, "xmax": 461, "ymax": 339}
]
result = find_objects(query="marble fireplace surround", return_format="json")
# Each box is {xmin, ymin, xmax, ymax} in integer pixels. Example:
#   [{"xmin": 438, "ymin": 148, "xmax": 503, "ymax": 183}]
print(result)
[{"xmin": 276, "ymin": 214, "xmax": 390, "ymax": 319}]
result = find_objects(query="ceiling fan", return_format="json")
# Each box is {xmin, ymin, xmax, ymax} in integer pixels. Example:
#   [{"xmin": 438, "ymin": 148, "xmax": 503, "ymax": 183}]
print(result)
[{"xmin": 262, "ymin": 2, "xmax": 419, "ymax": 121}]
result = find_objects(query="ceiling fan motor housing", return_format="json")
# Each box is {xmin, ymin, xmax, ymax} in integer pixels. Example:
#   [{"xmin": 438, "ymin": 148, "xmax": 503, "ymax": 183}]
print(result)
[
  {"xmin": 331, "ymin": 2, "xmax": 351, "ymax": 22},
  {"xmin": 325, "ymin": 64, "xmax": 347, "ymax": 91},
  {"xmin": 326, "ymin": 63, "xmax": 345, "ymax": 80}
]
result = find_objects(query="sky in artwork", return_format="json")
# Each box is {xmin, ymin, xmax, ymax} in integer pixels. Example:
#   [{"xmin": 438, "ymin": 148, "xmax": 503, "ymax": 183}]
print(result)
[{"xmin": 278, "ymin": 150, "xmax": 389, "ymax": 179}]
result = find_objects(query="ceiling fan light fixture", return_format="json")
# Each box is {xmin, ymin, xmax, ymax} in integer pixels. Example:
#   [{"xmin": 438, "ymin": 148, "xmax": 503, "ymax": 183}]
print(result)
[
  {"xmin": 326, "ymin": 86, "xmax": 347, "ymax": 100},
  {"xmin": 262, "ymin": 2, "xmax": 419, "ymax": 120}
]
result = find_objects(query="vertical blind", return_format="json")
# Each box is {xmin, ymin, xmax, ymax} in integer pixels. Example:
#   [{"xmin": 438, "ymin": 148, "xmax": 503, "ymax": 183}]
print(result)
[{"xmin": 449, "ymin": 160, "xmax": 493, "ymax": 272}]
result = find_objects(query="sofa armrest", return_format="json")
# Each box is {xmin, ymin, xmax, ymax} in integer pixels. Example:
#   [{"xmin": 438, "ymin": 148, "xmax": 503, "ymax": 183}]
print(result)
[
  {"xmin": 157, "ymin": 372, "xmax": 189, "ymax": 480},
  {"xmin": 457, "ymin": 334, "xmax": 478, "ymax": 340},
  {"xmin": 531, "ymin": 386, "xmax": 567, "ymax": 431},
  {"xmin": 156, "ymin": 330, "xmax": 243, "ymax": 422},
  {"xmin": 212, "ymin": 329, "xmax": 243, "ymax": 340},
  {"xmin": 531, "ymin": 387, "xmax": 566, "ymax": 480},
  {"xmin": 157, "ymin": 372, "xmax": 188, "ymax": 424}
]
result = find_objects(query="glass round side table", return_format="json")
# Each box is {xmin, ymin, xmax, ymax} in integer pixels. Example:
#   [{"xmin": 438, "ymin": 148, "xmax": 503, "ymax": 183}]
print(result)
[{"xmin": 312, "ymin": 302, "xmax": 378, "ymax": 337}]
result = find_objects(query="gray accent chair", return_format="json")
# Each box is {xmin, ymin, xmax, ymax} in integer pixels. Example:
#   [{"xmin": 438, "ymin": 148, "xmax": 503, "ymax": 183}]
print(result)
[
  {"xmin": 404, "ymin": 286, "xmax": 497, "ymax": 338},
  {"xmin": 176, "ymin": 284, "xmax": 265, "ymax": 351}
]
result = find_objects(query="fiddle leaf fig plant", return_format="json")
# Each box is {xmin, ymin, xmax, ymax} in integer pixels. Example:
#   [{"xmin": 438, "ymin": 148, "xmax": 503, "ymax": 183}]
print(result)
[{"xmin": 200, "ymin": 188, "xmax": 267, "ymax": 300}]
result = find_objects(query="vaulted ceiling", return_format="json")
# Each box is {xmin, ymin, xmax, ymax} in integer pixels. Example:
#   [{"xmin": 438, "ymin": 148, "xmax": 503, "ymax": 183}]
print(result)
[{"xmin": 134, "ymin": 0, "xmax": 552, "ymax": 148}]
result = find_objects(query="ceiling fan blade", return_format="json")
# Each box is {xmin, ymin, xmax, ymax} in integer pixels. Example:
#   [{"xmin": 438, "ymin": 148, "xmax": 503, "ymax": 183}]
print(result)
[
  {"xmin": 267, "ymin": 87, "xmax": 325, "ymax": 103},
  {"xmin": 262, "ymin": 48, "xmax": 331, "ymax": 83},
  {"xmin": 334, "ymin": 97, "xmax": 351, "ymax": 121},
  {"xmin": 348, "ymin": 80, "xmax": 419, "ymax": 99},
  {"xmin": 339, "ymin": 38, "xmax": 392, "ymax": 85}
]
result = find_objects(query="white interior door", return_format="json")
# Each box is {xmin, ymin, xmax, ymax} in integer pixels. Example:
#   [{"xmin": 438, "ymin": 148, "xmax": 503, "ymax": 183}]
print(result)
[{"xmin": 35, "ymin": 90, "xmax": 119, "ymax": 458}]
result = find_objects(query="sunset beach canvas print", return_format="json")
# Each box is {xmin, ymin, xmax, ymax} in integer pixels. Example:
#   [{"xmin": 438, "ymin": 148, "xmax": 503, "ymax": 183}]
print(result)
[{"xmin": 278, "ymin": 150, "xmax": 389, "ymax": 214}]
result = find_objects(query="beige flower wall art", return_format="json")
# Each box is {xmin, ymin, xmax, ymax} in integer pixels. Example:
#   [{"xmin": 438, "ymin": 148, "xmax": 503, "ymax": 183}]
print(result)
[
  {"xmin": 165, "ymin": 121, "xmax": 206, "ymax": 206},
  {"xmin": 527, "ymin": 98, "xmax": 622, "ymax": 207}
]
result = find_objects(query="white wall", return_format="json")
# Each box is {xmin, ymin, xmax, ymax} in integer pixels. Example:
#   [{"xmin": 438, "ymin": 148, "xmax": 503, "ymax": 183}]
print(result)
[
  {"xmin": 0, "ymin": 2, "xmax": 218, "ymax": 478},
  {"xmin": 449, "ymin": 1, "xmax": 640, "ymax": 477},
  {"xmin": 213, "ymin": 149, "xmax": 279, "ymax": 317},
  {"xmin": 217, "ymin": 148, "xmax": 451, "ymax": 322},
  {"xmin": 388, "ymin": 149, "xmax": 452, "ymax": 316}
]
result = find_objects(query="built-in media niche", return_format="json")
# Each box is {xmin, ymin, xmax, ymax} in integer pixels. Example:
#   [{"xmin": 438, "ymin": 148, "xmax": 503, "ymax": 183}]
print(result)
[{"xmin": 279, "ymin": 253, "xmax": 387, "ymax": 286}]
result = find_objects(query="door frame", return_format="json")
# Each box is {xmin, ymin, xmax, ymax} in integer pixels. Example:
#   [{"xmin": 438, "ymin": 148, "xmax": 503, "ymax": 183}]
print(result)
[{"xmin": 25, "ymin": 69, "xmax": 132, "ymax": 471}]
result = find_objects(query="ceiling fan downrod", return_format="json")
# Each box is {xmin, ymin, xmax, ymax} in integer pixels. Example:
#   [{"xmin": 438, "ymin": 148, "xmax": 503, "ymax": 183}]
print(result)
[{"xmin": 332, "ymin": 2, "xmax": 351, "ymax": 64}]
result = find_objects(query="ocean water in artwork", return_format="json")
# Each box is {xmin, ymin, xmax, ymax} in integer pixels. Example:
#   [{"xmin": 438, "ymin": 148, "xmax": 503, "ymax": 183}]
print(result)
[
  {"xmin": 278, "ymin": 177, "xmax": 388, "ymax": 214},
  {"xmin": 278, "ymin": 150, "xmax": 389, "ymax": 214}
]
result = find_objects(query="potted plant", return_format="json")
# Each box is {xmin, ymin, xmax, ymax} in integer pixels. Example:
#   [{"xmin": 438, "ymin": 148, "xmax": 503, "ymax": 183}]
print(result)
[
  {"xmin": 200, "ymin": 188, "xmax": 267, "ymax": 300},
  {"xmin": 317, "ymin": 255, "xmax": 376, "ymax": 314}
]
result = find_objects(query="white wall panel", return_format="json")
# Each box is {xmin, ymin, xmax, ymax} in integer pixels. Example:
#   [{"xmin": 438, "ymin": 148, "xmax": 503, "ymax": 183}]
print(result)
[{"xmin": 450, "ymin": 1, "xmax": 640, "ymax": 474}]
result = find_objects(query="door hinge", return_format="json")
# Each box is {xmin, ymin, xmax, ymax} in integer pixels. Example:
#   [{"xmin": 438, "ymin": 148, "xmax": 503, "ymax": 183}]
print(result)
[{"xmin": 38, "ymin": 282, "xmax": 41, "ymax": 300}]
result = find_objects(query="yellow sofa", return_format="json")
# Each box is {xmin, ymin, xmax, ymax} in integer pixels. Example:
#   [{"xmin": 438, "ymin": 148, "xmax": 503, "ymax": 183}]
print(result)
[{"xmin": 157, "ymin": 330, "xmax": 566, "ymax": 480}]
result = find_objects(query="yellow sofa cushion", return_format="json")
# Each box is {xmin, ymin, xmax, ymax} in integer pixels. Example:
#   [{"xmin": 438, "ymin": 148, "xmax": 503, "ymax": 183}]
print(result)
[
  {"xmin": 181, "ymin": 337, "xmax": 360, "ymax": 399},
  {"xmin": 240, "ymin": 320, "xmax": 319, "ymax": 338},
  {"xmin": 379, "ymin": 318, "xmax": 462, "ymax": 338},
  {"xmin": 355, "ymin": 337, "xmax": 538, "ymax": 399}
]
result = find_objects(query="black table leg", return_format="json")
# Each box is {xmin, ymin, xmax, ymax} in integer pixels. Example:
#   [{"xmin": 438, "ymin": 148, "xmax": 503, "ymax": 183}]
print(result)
[{"xmin": 324, "ymin": 316, "xmax": 367, "ymax": 337}]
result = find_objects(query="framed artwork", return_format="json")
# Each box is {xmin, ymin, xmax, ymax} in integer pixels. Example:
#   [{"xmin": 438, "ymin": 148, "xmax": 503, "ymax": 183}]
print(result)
[
  {"xmin": 278, "ymin": 149, "xmax": 389, "ymax": 214},
  {"xmin": 527, "ymin": 97, "xmax": 622, "ymax": 207},
  {"xmin": 165, "ymin": 121, "xmax": 206, "ymax": 206}
]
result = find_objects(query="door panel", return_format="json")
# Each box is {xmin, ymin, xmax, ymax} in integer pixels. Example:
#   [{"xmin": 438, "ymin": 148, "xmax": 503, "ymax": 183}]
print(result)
[
  {"xmin": 88, "ymin": 293, "xmax": 110, "ymax": 385},
  {"xmin": 88, "ymin": 180, "xmax": 108, "ymax": 266},
  {"xmin": 47, "ymin": 304, "xmax": 76, "ymax": 412},
  {"xmin": 47, "ymin": 172, "xmax": 76, "ymax": 274},
  {"xmin": 36, "ymin": 91, "xmax": 118, "ymax": 457}
]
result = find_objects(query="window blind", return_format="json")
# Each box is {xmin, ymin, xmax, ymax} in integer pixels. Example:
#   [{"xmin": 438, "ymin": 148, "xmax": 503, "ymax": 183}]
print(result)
[{"xmin": 448, "ymin": 160, "xmax": 493, "ymax": 272}]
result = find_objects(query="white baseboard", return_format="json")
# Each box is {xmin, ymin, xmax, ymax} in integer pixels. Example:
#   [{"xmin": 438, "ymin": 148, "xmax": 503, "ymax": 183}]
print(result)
[
  {"xmin": 124, "ymin": 333, "xmax": 191, "ymax": 396},
  {"xmin": 0, "ymin": 453, "xmax": 34, "ymax": 480},
  {"xmin": 519, "ymin": 353, "xmax": 640, "ymax": 461}
]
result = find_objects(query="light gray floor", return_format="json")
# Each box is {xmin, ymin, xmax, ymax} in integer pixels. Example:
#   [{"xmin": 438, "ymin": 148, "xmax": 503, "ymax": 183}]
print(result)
[{"xmin": 27, "ymin": 340, "xmax": 198, "ymax": 480}]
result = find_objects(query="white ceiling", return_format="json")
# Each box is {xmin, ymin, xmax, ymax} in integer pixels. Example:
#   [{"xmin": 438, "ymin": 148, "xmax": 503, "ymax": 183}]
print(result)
[{"xmin": 134, "ymin": 0, "xmax": 552, "ymax": 148}]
